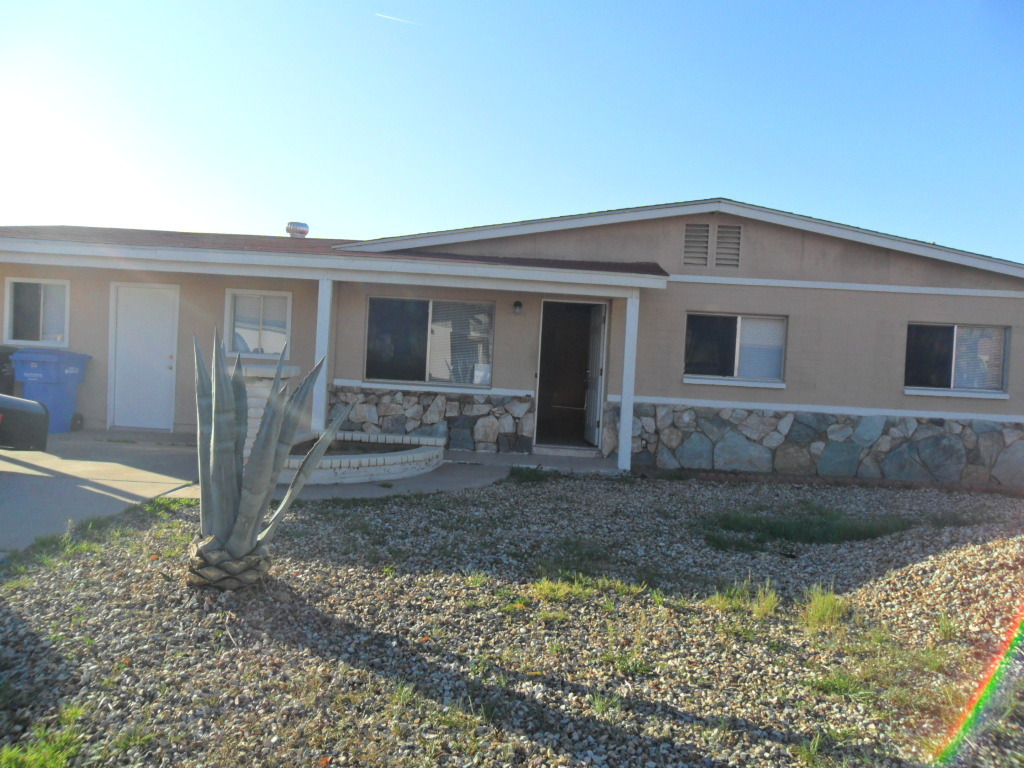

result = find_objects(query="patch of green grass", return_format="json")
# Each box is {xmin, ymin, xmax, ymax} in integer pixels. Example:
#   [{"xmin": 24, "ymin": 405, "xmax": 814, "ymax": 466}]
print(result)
[
  {"xmin": 526, "ymin": 577, "xmax": 595, "ymax": 603},
  {"xmin": 536, "ymin": 537, "xmax": 611, "ymax": 577},
  {"xmin": 499, "ymin": 596, "xmax": 531, "ymax": 614},
  {"xmin": 807, "ymin": 668, "xmax": 869, "ymax": 698},
  {"xmin": 705, "ymin": 578, "xmax": 752, "ymax": 613},
  {"xmin": 537, "ymin": 610, "xmax": 569, "ymax": 625},
  {"xmin": 704, "ymin": 501, "xmax": 914, "ymax": 551},
  {"xmin": 600, "ymin": 650, "xmax": 653, "ymax": 676},
  {"xmin": 111, "ymin": 725, "xmax": 155, "ymax": 752},
  {"xmin": 800, "ymin": 584, "xmax": 849, "ymax": 633},
  {"xmin": 936, "ymin": 611, "xmax": 959, "ymax": 643},
  {"xmin": 753, "ymin": 580, "xmax": 780, "ymax": 619},
  {"xmin": 464, "ymin": 571, "xmax": 489, "ymax": 588},
  {"xmin": 0, "ymin": 706, "xmax": 84, "ymax": 768},
  {"xmin": 506, "ymin": 466, "xmax": 555, "ymax": 484},
  {"xmin": 587, "ymin": 692, "xmax": 621, "ymax": 715}
]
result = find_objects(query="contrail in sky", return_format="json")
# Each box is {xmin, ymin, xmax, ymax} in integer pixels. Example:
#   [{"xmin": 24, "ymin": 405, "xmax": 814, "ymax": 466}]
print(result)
[{"xmin": 375, "ymin": 13, "xmax": 419, "ymax": 25}]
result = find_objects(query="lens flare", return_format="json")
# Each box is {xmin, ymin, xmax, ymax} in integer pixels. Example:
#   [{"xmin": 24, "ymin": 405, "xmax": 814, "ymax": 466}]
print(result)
[{"xmin": 932, "ymin": 599, "xmax": 1024, "ymax": 765}]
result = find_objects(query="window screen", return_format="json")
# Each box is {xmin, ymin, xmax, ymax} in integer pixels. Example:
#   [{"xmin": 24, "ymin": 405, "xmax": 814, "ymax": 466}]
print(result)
[
  {"xmin": 905, "ymin": 324, "xmax": 1007, "ymax": 391},
  {"xmin": 685, "ymin": 315, "xmax": 737, "ymax": 376},
  {"xmin": 10, "ymin": 281, "xmax": 67, "ymax": 343},
  {"xmin": 366, "ymin": 298, "xmax": 430, "ymax": 382}
]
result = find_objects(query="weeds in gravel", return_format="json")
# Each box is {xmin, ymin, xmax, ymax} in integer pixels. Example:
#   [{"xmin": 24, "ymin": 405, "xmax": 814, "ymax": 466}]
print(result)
[
  {"xmin": 601, "ymin": 650, "xmax": 654, "ymax": 676},
  {"xmin": 110, "ymin": 724, "xmax": 155, "ymax": 752},
  {"xmin": 587, "ymin": 692, "xmax": 621, "ymax": 715},
  {"xmin": 507, "ymin": 466, "xmax": 555, "ymax": 483},
  {"xmin": 705, "ymin": 577, "xmax": 779, "ymax": 620},
  {"xmin": 704, "ymin": 501, "xmax": 915, "ymax": 552},
  {"xmin": 801, "ymin": 584, "xmax": 850, "ymax": 633},
  {"xmin": 936, "ymin": 611, "xmax": 959, "ymax": 642},
  {"xmin": 464, "ymin": 571, "xmax": 489, "ymax": 588},
  {"xmin": 526, "ymin": 577, "xmax": 595, "ymax": 603},
  {"xmin": 0, "ymin": 706, "xmax": 84, "ymax": 768},
  {"xmin": 538, "ymin": 610, "xmax": 569, "ymax": 625}
]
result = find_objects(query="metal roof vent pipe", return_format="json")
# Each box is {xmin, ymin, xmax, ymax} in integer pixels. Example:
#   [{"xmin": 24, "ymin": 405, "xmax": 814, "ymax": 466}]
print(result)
[{"xmin": 286, "ymin": 222, "xmax": 309, "ymax": 238}]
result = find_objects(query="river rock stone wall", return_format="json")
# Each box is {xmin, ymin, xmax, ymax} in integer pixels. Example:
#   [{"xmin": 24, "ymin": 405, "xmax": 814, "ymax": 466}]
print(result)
[
  {"xmin": 601, "ymin": 402, "xmax": 1024, "ymax": 487},
  {"xmin": 329, "ymin": 386, "xmax": 535, "ymax": 453}
]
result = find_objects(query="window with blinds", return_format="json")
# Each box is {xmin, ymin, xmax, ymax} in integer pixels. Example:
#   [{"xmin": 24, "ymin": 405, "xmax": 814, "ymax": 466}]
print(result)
[
  {"xmin": 428, "ymin": 301, "xmax": 494, "ymax": 386},
  {"xmin": 227, "ymin": 290, "xmax": 290, "ymax": 357},
  {"xmin": 366, "ymin": 297, "xmax": 495, "ymax": 387},
  {"xmin": 905, "ymin": 323, "xmax": 1007, "ymax": 392},
  {"xmin": 684, "ymin": 313, "xmax": 786, "ymax": 381}
]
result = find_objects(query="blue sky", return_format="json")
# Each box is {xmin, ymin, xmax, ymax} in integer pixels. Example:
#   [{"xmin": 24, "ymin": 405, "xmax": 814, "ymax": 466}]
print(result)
[{"xmin": 1, "ymin": 1, "xmax": 1022, "ymax": 260}]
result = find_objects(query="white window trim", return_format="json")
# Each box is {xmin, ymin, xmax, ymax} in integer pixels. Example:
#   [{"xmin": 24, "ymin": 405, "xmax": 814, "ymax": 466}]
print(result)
[
  {"xmin": 4, "ymin": 277, "xmax": 71, "ymax": 348},
  {"xmin": 224, "ymin": 288, "xmax": 292, "ymax": 360},
  {"xmin": 903, "ymin": 387, "xmax": 1009, "ymax": 400},
  {"xmin": 683, "ymin": 375, "xmax": 787, "ymax": 389},
  {"xmin": 364, "ymin": 296, "xmax": 496, "ymax": 389},
  {"xmin": 904, "ymin": 322, "xmax": 1009, "ymax": 395},
  {"xmin": 684, "ymin": 312, "xmax": 787, "ymax": 383}
]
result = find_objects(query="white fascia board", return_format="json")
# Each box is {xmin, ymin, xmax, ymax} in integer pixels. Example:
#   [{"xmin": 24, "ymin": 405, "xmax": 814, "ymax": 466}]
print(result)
[
  {"xmin": 341, "ymin": 198, "xmax": 1024, "ymax": 281},
  {"xmin": 0, "ymin": 239, "xmax": 666, "ymax": 293},
  {"xmin": 667, "ymin": 274, "xmax": 1024, "ymax": 298}
]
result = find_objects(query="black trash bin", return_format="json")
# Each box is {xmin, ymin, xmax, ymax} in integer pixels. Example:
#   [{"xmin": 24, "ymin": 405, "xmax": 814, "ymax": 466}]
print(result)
[
  {"xmin": 0, "ymin": 346, "xmax": 17, "ymax": 396},
  {"xmin": 0, "ymin": 393, "xmax": 49, "ymax": 450}
]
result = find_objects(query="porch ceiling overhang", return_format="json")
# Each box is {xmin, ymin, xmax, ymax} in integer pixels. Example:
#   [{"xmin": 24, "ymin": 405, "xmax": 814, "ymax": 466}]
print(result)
[{"xmin": 0, "ymin": 237, "xmax": 667, "ymax": 296}]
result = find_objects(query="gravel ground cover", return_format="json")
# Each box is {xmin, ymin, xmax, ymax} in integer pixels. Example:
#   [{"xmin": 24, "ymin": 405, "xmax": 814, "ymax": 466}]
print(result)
[{"xmin": 2, "ymin": 474, "xmax": 1024, "ymax": 767}]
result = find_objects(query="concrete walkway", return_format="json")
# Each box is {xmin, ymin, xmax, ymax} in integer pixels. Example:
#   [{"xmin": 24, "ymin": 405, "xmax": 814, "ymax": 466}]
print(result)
[
  {"xmin": 0, "ymin": 432, "xmax": 198, "ymax": 554},
  {"xmin": 0, "ymin": 431, "xmax": 618, "ymax": 556}
]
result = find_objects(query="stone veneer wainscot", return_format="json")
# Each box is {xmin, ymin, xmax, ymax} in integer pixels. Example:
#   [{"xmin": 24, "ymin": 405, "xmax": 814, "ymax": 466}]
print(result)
[
  {"xmin": 329, "ymin": 386, "xmax": 536, "ymax": 453},
  {"xmin": 601, "ymin": 403, "xmax": 1024, "ymax": 487}
]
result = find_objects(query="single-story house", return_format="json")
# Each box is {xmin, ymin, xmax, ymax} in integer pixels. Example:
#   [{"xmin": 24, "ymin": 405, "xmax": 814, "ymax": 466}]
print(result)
[{"xmin": 3, "ymin": 198, "xmax": 1024, "ymax": 486}]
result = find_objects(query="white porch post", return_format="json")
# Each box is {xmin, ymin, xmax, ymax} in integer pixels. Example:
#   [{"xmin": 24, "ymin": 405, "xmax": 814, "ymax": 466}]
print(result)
[
  {"xmin": 618, "ymin": 290, "xmax": 640, "ymax": 472},
  {"xmin": 311, "ymin": 278, "xmax": 334, "ymax": 433}
]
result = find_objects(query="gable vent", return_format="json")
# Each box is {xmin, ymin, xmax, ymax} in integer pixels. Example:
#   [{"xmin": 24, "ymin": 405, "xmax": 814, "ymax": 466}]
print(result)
[
  {"xmin": 683, "ymin": 223, "xmax": 710, "ymax": 266},
  {"xmin": 715, "ymin": 224, "xmax": 742, "ymax": 268}
]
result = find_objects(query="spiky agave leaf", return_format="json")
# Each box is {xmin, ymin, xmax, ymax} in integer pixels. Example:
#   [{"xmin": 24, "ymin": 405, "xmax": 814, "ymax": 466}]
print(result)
[
  {"xmin": 223, "ymin": 357, "xmax": 289, "ymax": 558},
  {"xmin": 230, "ymin": 355, "xmax": 247, "ymax": 497},
  {"xmin": 208, "ymin": 335, "xmax": 241, "ymax": 545},
  {"xmin": 194, "ymin": 338, "xmax": 215, "ymax": 538},
  {"xmin": 243, "ymin": 358, "xmax": 324, "ymax": 551},
  {"xmin": 257, "ymin": 403, "xmax": 351, "ymax": 545}
]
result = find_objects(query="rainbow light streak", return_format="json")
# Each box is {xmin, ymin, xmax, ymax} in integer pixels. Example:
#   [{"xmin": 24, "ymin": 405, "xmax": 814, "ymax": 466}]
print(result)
[{"xmin": 933, "ymin": 599, "xmax": 1024, "ymax": 765}]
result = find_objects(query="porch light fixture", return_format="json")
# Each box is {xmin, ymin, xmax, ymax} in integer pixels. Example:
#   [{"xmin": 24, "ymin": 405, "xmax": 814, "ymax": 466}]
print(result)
[{"xmin": 513, "ymin": 301, "xmax": 523, "ymax": 315}]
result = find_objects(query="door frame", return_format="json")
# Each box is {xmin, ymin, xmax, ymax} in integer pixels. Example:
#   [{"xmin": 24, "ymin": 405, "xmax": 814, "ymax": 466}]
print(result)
[
  {"xmin": 107, "ymin": 282, "xmax": 180, "ymax": 431},
  {"xmin": 533, "ymin": 298, "xmax": 609, "ymax": 449}
]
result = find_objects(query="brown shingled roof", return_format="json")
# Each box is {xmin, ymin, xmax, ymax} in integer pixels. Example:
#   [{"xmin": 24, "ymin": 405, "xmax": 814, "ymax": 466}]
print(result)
[
  {"xmin": 0, "ymin": 225, "xmax": 358, "ymax": 254},
  {"xmin": 0, "ymin": 225, "xmax": 668, "ymax": 277}
]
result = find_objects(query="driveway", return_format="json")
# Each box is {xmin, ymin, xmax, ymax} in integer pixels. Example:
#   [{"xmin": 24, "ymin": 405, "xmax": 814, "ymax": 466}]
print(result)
[{"xmin": 0, "ymin": 432, "xmax": 198, "ymax": 554}]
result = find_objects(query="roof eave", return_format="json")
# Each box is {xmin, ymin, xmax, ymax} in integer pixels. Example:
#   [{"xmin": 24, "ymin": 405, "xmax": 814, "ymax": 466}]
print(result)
[{"xmin": 338, "ymin": 199, "xmax": 1024, "ymax": 281}]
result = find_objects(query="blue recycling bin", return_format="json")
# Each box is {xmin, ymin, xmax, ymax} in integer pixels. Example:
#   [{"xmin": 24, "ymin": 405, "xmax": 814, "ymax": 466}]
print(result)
[{"xmin": 11, "ymin": 349, "xmax": 91, "ymax": 433}]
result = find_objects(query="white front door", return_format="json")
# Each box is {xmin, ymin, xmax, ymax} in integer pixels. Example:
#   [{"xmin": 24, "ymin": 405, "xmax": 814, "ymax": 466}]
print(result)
[
  {"xmin": 583, "ymin": 304, "xmax": 607, "ymax": 445},
  {"xmin": 110, "ymin": 284, "xmax": 179, "ymax": 430}
]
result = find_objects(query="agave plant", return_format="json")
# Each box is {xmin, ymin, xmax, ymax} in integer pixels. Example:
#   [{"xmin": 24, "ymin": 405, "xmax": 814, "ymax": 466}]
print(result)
[{"xmin": 186, "ymin": 336, "xmax": 350, "ymax": 590}]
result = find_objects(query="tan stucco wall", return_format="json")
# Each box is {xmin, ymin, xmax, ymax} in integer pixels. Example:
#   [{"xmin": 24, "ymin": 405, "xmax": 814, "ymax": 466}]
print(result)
[
  {"xmin": 421, "ymin": 214, "xmax": 1024, "ymax": 291},
  {"xmin": 632, "ymin": 282, "xmax": 1024, "ymax": 415},
  {"xmin": 330, "ymin": 281, "xmax": 619, "ymax": 397},
  {"xmin": 0, "ymin": 264, "xmax": 318, "ymax": 431}
]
